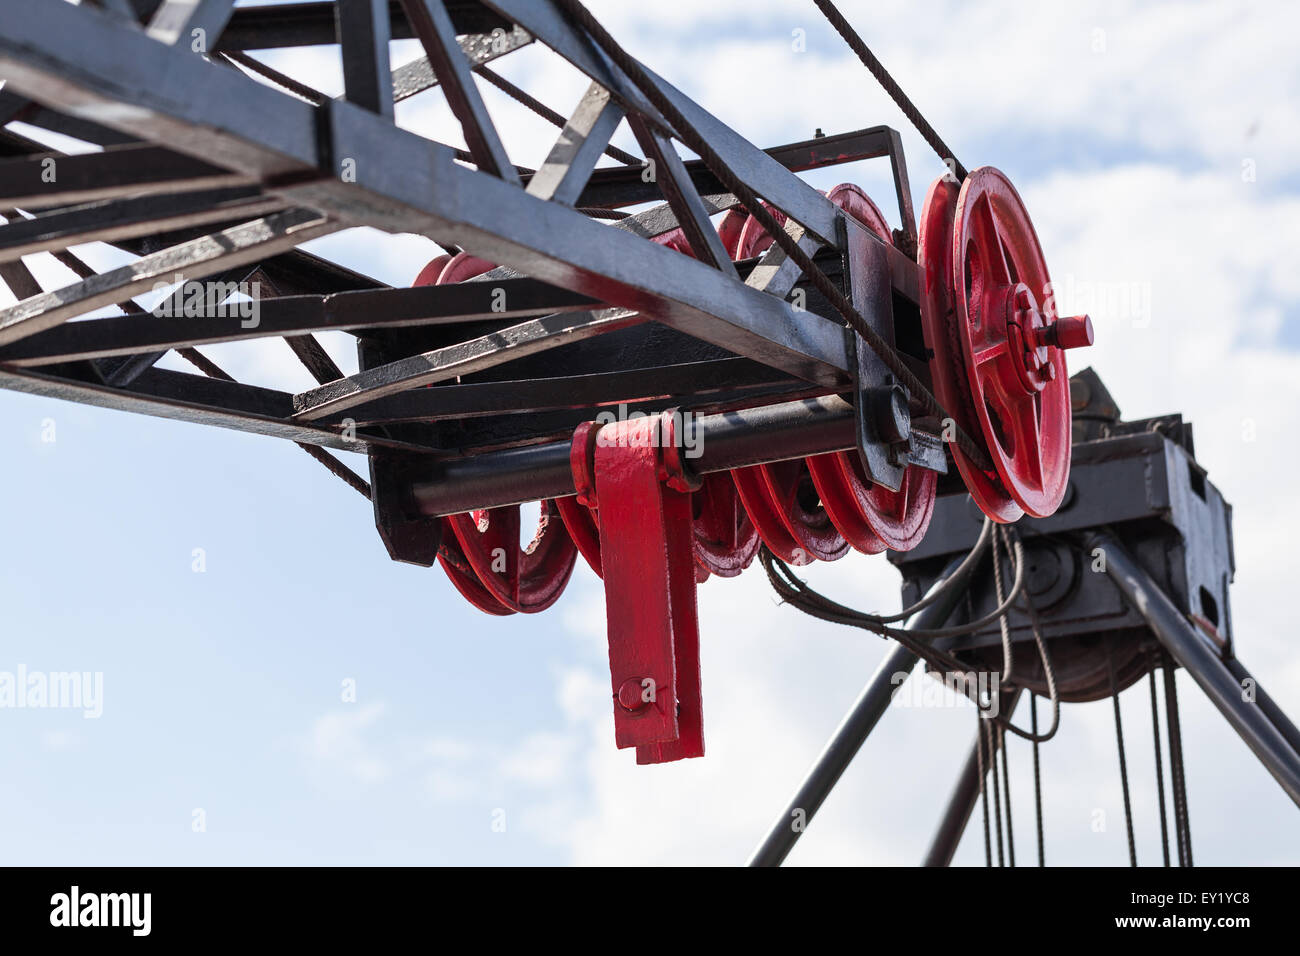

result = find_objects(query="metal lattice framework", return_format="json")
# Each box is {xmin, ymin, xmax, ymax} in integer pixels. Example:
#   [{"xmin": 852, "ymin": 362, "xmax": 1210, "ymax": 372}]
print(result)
[{"xmin": 2, "ymin": 0, "xmax": 1296, "ymax": 866}]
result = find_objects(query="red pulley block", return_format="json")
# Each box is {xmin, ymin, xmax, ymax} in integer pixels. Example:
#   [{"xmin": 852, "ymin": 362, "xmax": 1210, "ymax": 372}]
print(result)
[
  {"xmin": 807, "ymin": 183, "xmax": 936, "ymax": 553},
  {"xmin": 730, "ymin": 183, "xmax": 937, "ymax": 559},
  {"xmin": 413, "ymin": 253, "xmax": 579, "ymax": 614},
  {"xmin": 555, "ymin": 420, "xmax": 604, "ymax": 576},
  {"xmin": 918, "ymin": 168, "xmax": 1093, "ymax": 521}
]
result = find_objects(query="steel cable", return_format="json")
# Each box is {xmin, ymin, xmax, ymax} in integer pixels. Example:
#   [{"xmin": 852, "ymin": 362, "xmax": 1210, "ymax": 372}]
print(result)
[
  {"xmin": 1030, "ymin": 692, "xmax": 1045, "ymax": 866},
  {"xmin": 1108, "ymin": 648, "xmax": 1138, "ymax": 866},
  {"xmin": 811, "ymin": 0, "xmax": 968, "ymax": 180},
  {"xmin": 475, "ymin": 65, "xmax": 641, "ymax": 166},
  {"xmin": 991, "ymin": 723, "xmax": 1005, "ymax": 866},
  {"xmin": 1000, "ymin": 723, "xmax": 1016, "ymax": 866},
  {"xmin": 1163, "ymin": 657, "xmax": 1193, "ymax": 866},
  {"xmin": 553, "ymin": 0, "xmax": 995, "ymax": 472},
  {"xmin": 977, "ymin": 715, "xmax": 993, "ymax": 867},
  {"xmin": 1146, "ymin": 650, "xmax": 1172, "ymax": 867}
]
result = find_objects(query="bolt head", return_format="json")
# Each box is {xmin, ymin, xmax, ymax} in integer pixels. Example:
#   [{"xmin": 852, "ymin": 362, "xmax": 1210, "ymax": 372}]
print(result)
[{"xmin": 617, "ymin": 677, "xmax": 649, "ymax": 712}]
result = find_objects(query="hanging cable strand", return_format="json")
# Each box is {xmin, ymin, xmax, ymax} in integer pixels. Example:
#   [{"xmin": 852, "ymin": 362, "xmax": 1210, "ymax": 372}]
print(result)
[
  {"xmin": 811, "ymin": 0, "xmax": 968, "ymax": 181},
  {"xmin": 760, "ymin": 521, "xmax": 1064, "ymax": 745},
  {"xmin": 999, "ymin": 723, "xmax": 1016, "ymax": 866},
  {"xmin": 1031, "ymin": 692, "xmax": 1045, "ymax": 866},
  {"xmin": 1108, "ymin": 648, "xmax": 1138, "ymax": 867},
  {"xmin": 759, "ymin": 528, "xmax": 1025, "ymax": 644},
  {"xmin": 1148, "ymin": 652, "xmax": 1172, "ymax": 867},
  {"xmin": 992, "ymin": 525, "xmax": 1016, "ymax": 682},
  {"xmin": 998, "ymin": 573, "xmax": 1062, "ymax": 744},
  {"xmin": 1163, "ymin": 656, "xmax": 1193, "ymax": 866},
  {"xmin": 553, "ymin": 0, "xmax": 995, "ymax": 473},
  {"xmin": 991, "ymin": 722, "xmax": 1005, "ymax": 866},
  {"xmin": 977, "ymin": 715, "xmax": 992, "ymax": 867},
  {"xmin": 475, "ymin": 65, "xmax": 641, "ymax": 166}
]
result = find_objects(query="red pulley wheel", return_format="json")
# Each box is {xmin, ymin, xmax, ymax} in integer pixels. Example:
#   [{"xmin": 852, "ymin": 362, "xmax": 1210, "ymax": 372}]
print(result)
[
  {"xmin": 412, "ymin": 254, "xmax": 452, "ymax": 287},
  {"xmin": 918, "ymin": 178, "xmax": 1021, "ymax": 522},
  {"xmin": 716, "ymin": 207, "xmax": 749, "ymax": 259},
  {"xmin": 920, "ymin": 169, "xmax": 1093, "ymax": 520},
  {"xmin": 691, "ymin": 472, "xmax": 760, "ymax": 577},
  {"xmin": 807, "ymin": 184, "xmax": 936, "ymax": 553},
  {"xmin": 731, "ymin": 459, "xmax": 848, "ymax": 565},
  {"xmin": 436, "ymin": 518, "xmax": 515, "ymax": 616},
  {"xmin": 415, "ymin": 253, "xmax": 578, "ymax": 613},
  {"xmin": 731, "ymin": 184, "xmax": 936, "ymax": 558},
  {"xmin": 445, "ymin": 502, "xmax": 576, "ymax": 613},
  {"xmin": 734, "ymin": 203, "xmax": 788, "ymax": 259}
]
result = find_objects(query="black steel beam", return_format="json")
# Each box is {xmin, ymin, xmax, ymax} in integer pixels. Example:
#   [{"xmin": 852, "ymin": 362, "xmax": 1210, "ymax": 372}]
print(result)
[
  {"xmin": 409, "ymin": 395, "xmax": 859, "ymax": 515},
  {"xmin": 748, "ymin": 551, "xmax": 974, "ymax": 867},
  {"xmin": 334, "ymin": 357, "xmax": 808, "ymax": 424},
  {"xmin": 217, "ymin": 1, "xmax": 510, "ymax": 50},
  {"xmin": 337, "ymin": 0, "xmax": 395, "ymax": 118},
  {"xmin": 0, "ymin": 91, "xmax": 138, "ymax": 148},
  {"xmin": 572, "ymin": 127, "xmax": 903, "ymax": 209},
  {"xmin": 401, "ymin": 0, "xmax": 517, "ymax": 182},
  {"xmin": 0, "ymin": 208, "xmax": 336, "ymax": 347},
  {"xmin": 0, "ymin": 144, "xmax": 252, "ymax": 209},
  {"xmin": 0, "ymin": 187, "xmax": 284, "ymax": 263},
  {"xmin": 0, "ymin": 364, "xmax": 424, "ymax": 453},
  {"xmin": 629, "ymin": 114, "xmax": 735, "ymax": 274},
  {"xmin": 393, "ymin": 27, "xmax": 533, "ymax": 103},
  {"xmin": 526, "ymin": 83, "xmax": 624, "ymax": 205},
  {"xmin": 0, "ymin": 279, "xmax": 600, "ymax": 366},
  {"xmin": 1223, "ymin": 657, "xmax": 1300, "ymax": 759},
  {"xmin": 146, "ymin": 0, "xmax": 237, "ymax": 47},
  {"xmin": 1087, "ymin": 530, "xmax": 1300, "ymax": 807},
  {"xmin": 484, "ymin": 0, "xmax": 844, "ymax": 245},
  {"xmin": 293, "ymin": 307, "xmax": 645, "ymax": 420}
]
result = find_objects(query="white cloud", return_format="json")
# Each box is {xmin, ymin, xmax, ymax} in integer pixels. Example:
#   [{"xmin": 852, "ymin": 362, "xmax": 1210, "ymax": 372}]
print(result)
[{"xmin": 305, "ymin": 701, "xmax": 390, "ymax": 785}]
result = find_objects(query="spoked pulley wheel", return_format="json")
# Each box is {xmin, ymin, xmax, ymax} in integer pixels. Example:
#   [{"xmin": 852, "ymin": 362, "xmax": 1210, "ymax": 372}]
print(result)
[{"xmin": 919, "ymin": 168, "xmax": 1093, "ymax": 521}]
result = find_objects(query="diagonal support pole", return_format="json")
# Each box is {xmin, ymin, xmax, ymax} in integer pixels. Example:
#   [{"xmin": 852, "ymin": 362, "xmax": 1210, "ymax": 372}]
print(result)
[
  {"xmin": 748, "ymin": 550, "xmax": 974, "ymax": 866},
  {"xmin": 1085, "ymin": 530, "xmax": 1300, "ymax": 807}
]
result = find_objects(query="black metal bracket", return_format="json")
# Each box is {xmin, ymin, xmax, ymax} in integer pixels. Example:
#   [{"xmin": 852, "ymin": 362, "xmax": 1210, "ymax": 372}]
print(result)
[{"xmin": 842, "ymin": 211, "xmax": 907, "ymax": 491}]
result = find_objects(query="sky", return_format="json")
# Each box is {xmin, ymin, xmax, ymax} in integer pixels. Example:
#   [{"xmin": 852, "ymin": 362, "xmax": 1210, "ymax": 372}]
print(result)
[{"xmin": 0, "ymin": 0, "xmax": 1296, "ymax": 865}]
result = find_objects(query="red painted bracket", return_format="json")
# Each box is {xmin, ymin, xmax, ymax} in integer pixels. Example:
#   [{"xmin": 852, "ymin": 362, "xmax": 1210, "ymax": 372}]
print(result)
[{"xmin": 571, "ymin": 412, "xmax": 705, "ymax": 764}]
